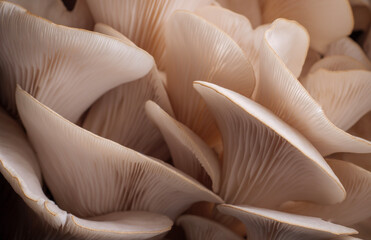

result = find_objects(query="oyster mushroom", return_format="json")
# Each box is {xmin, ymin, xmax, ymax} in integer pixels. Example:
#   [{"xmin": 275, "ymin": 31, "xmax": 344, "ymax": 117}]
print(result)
[
  {"xmin": 82, "ymin": 23, "xmax": 174, "ymax": 160},
  {"xmin": 281, "ymin": 159, "xmax": 371, "ymax": 226},
  {"xmin": 0, "ymin": 1, "xmax": 153, "ymax": 123},
  {"xmin": 218, "ymin": 204, "xmax": 358, "ymax": 240},
  {"xmin": 86, "ymin": 0, "xmax": 212, "ymax": 69},
  {"xmin": 15, "ymin": 85, "xmax": 223, "ymax": 220},
  {"xmin": 0, "ymin": 107, "xmax": 172, "ymax": 240},
  {"xmin": 145, "ymin": 100, "xmax": 220, "ymax": 192},
  {"xmin": 194, "ymin": 81, "xmax": 345, "ymax": 208}
]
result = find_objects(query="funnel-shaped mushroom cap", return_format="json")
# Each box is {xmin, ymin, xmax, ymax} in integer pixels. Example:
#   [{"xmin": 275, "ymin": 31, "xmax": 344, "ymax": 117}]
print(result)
[
  {"xmin": 82, "ymin": 23, "xmax": 174, "ymax": 160},
  {"xmin": 15, "ymin": 86, "xmax": 223, "ymax": 220},
  {"xmin": 303, "ymin": 69, "xmax": 371, "ymax": 131},
  {"xmin": 177, "ymin": 215, "xmax": 243, "ymax": 240},
  {"xmin": 0, "ymin": 107, "xmax": 173, "ymax": 239},
  {"xmin": 254, "ymin": 18, "xmax": 371, "ymax": 155},
  {"xmin": 281, "ymin": 159, "xmax": 371, "ymax": 226},
  {"xmin": 8, "ymin": 0, "xmax": 93, "ymax": 29},
  {"xmin": 86, "ymin": 0, "xmax": 212, "ymax": 69},
  {"xmin": 194, "ymin": 81, "xmax": 345, "ymax": 207},
  {"xmin": 165, "ymin": 10, "xmax": 255, "ymax": 145},
  {"xmin": 325, "ymin": 37, "xmax": 371, "ymax": 70},
  {"xmin": 218, "ymin": 204, "xmax": 358, "ymax": 240},
  {"xmin": 262, "ymin": 0, "xmax": 353, "ymax": 53},
  {"xmin": 0, "ymin": 1, "xmax": 154, "ymax": 123},
  {"xmin": 145, "ymin": 101, "xmax": 220, "ymax": 192},
  {"xmin": 216, "ymin": 0, "xmax": 261, "ymax": 28}
]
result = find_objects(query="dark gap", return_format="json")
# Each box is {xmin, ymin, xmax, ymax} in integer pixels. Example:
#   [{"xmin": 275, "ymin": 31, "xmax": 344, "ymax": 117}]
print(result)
[
  {"xmin": 42, "ymin": 181, "xmax": 55, "ymax": 202},
  {"xmin": 350, "ymin": 30, "xmax": 364, "ymax": 44},
  {"xmin": 61, "ymin": 0, "xmax": 77, "ymax": 11}
]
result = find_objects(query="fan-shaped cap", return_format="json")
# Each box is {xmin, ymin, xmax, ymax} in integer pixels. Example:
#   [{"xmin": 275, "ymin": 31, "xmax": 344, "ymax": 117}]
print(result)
[
  {"xmin": 145, "ymin": 100, "xmax": 220, "ymax": 192},
  {"xmin": 262, "ymin": 0, "xmax": 354, "ymax": 53},
  {"xmin": 86, "ymin": 0, "xmax": 212, "ymax": 69},
  {"xmin": 0, "ymin": 106, "xmax": 173, "ymax": 239},
  {"xmin": 281, "ymin": 159, "xmax": 371, "ymax": 226},
  {"xmin": 254, "ymin": 18, "xmax": 371, "ymax": 155},
  {"xmin": 303, "ymin": 69, "xmax": 371, "ymax": 131},
  {"xmin": 165, "ymin": 10, "xmax": 255, "ymax": 146},
  {"xmin": 177, "ymin": 215, "xmax": 243, "ymax": 240},
  {"xmin": 7, "ymin": 0, "xmax": 93, "ymax": 29},
  {"xmin": 325, "ymin": 37, "xmax": 371, "ymax": 70},
  {"xmin": 83, "ymin": 24, "xmax": 174, "ymax": 160},
  {"xmin": 194, "ymin": 81, "xmax": 345, "ymax": 208},
  {"xmin": 218, "ymin": 204, "xmax": 358, "ymax": 240},
  {"xmin": 15, "ymin": 85, "xmax": 223, "ymax": 220},
  {"xmin": 0, "ymin": 1, "xmax": 154, "ymax": 123}
]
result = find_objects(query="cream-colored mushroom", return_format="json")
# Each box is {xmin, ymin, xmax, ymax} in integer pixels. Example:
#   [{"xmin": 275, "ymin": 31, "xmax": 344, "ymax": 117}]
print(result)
[
  {"xmin": 194, "ymin": 81, "xmax": 345, "ymax": 208},
  {"xmin": 0, "ymin": 1, "xmax": 154, "ymax": 123},
  {"xmin": 15, "ymin": 85, "xmax": 223, "ymax": 220},
  {"xmin": 177, "ymin": 215, "xmax": 243, "ymax": 240},
  {"xmin": 218, "ymin": 204, "xmax": 358, "ymax": 240},
  {"xmin": 0, "ymin": 107, "xmax": 172, "ymax": 240},
  {"xmin": 303, "ymin": 69, "xmax": 371, "ymax": 131},
  {"xmin": 254, "ymin": 18, "xmax": 371, "ymax": 155},
  {"xmin": 145, "ymin": 100, "xmax": 220, "ymax": 192},
  {"xmin": 86, "ymin": 0, "xmax": 212, "ymax": 69},
  {"xmin": 165, "ymin": 10, "xmax": 255, "ymax": 147},
  {"xmin": 82, "ymin": 23, "xmax": 173, "ymax": 160},
  {"xmin": 281, "ymin": 159, "xmax": 371, "ymax": 226},
  {"xmin": 325, "ymin": 37, "xmax": 371, "ymax": 70},
  {"xmin": 262, "ymin": 0, "xmax": 353, "ymax": 53}
]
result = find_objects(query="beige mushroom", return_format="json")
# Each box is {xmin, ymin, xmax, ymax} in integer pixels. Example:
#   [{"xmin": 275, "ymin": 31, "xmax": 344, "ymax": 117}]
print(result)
[
  {"xmin": 0, "ymin": 107, "xmax": 172, "ymax": 240},
  {"xmin": 86, "ymin": 0, "xmax": 212, "ymax": 69},
  {"xmin": 82, "ymin": 23, "xmax": 174, "ymax": 160},
  {"xmin": 218, "ymin": 204, "xmax": 358, "ymax": 240},
  {"xmin": 15, "ymin": 85, "xmax": 223, "ymax": 220},
  {"xmin": 0, "ymin": 1, "xmax": 154, "ymax": 123},
  {"xmin": 281, "ymin": 159, "xmax": 371, "ymax": 226},
  {"xmin": 194, "ymin": 81, "xmax": 345, "ymax": 209},
  {"xmin": 165, "ymin": 10, "xmax": 255, "ymax": 147},
  {"xmin": 145, "ymin": 100, "xmax": 220, "ymax": 192},
  {"xmin": 254, "ymin": 18, "xmax": 371, "ymax": 155}
]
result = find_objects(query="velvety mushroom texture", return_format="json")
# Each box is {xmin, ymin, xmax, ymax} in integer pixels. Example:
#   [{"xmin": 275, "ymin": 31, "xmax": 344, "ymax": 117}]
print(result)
[
  {"xmin": 145, "ymin": 100, "xmax": 220, "ymax": 192},
  {"xmin": 82, "ymin": 24, "xmax": 174, "ymax": 160},
  {"xmin": 0, "ymin": 106, "xmax": 173, "ymax": 240},
  {"xmin": 0, "ymin": 1, "xmax": 154, "ymax": 123},
  {"xmin": 177, "ymin": 215, "xmax": 243, "ymax": 240},
  {"xmin": 194, "ymin": 81, "xmax": 345, "ymax": 208},
  {"xmin": 86, "ymin": 0, "xmax": 212, "ymax": 69},
  {"xmin": 15, "ymin": 85, "xmax": 223, "ymax": 221},
  {"xmin": 254, "ymin": 18, "xmax": 371, "ymax": 155},
  {"xmin": 165, "ymin": 10, "xmax": 255, "ymax": 146},
  {"xmin": 281, "ymin": 159, "xmax": 371, "ymax": 226},
  {"xmin": 218, "ymin": 204, "xmax": 358, "ymax": 240}
]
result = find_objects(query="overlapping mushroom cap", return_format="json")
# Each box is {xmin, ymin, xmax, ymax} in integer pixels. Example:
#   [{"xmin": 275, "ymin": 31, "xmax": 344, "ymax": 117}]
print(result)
[{"xmin": 1, "ymin": 0, "xmax": 371, "ymax": 239}]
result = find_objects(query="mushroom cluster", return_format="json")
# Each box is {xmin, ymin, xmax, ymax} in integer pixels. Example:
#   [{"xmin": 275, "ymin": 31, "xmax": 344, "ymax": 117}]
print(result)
[{"xmin": 0, "ymin": 0, "xmax": 370, "ymax": 239}]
